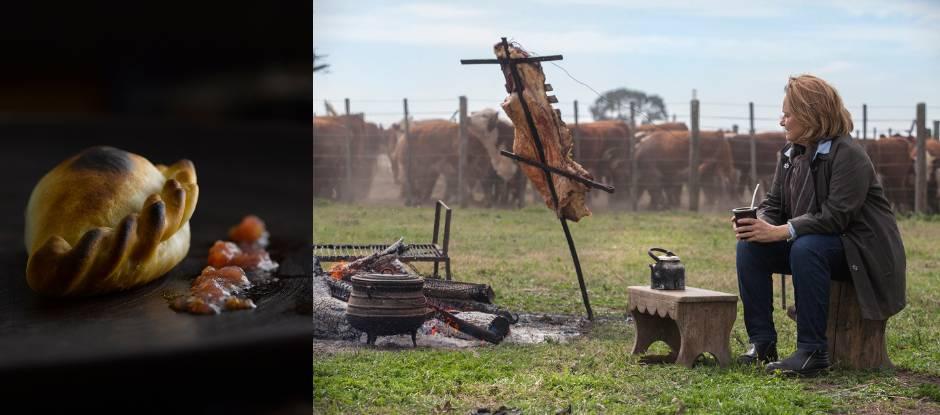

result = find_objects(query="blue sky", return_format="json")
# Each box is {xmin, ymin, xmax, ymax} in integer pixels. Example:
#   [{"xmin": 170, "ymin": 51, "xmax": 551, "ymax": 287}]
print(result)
[{"xmin": 314, "ymin": 0, "xmax": 940, "ymax": 134}]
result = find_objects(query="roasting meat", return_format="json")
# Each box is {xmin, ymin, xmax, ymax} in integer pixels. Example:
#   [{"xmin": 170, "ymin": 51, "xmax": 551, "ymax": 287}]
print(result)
[{"xmin": 495, "ymin": 42, "xmax": 593, "ymax": 221}]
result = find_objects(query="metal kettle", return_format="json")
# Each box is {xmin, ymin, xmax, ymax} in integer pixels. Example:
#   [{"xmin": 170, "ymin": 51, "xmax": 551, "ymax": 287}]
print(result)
[{"xmin": 648, "ymin": 248, "xmax": 685, "ymax": 290}]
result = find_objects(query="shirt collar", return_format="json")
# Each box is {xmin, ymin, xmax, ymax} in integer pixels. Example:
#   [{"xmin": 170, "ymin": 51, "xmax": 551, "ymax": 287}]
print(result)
[{"xmin": 784, "ymin": 138, "xmax": 833, "ymax": 160}]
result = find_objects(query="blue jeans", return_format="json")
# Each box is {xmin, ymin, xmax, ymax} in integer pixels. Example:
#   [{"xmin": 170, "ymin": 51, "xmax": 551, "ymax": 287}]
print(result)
[{"xmin": 735, "ymin": 234, "xmax": 849, "ymax": 351}]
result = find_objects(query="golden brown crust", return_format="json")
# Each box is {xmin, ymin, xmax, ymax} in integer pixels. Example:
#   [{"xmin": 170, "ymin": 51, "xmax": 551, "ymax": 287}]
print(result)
[{"xmin": 24, "ymin": 146, "xmax": 198, "ymax": 296}]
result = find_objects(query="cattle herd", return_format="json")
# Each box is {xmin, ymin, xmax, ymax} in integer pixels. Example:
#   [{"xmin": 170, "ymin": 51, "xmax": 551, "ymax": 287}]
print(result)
[{"xmin": 314, "ymin": 110, "xmax": 940, "ymax": 214}]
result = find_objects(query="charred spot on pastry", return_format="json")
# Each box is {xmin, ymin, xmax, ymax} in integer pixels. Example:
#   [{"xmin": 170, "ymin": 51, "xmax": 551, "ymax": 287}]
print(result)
[
  {"xmin": 112, "ymin": 215, "xmax": 136, "ymax": 254},
  {"xmin": 70, "ymin": 146, "xmax": 132, "ymax": 174},
  {"xmin": 62, "ymin": 228, "xmax": 106, "ymax": 276},
  {"xmin": 144, "ymin": 199, "xmax": 166, "ymax": 227}
]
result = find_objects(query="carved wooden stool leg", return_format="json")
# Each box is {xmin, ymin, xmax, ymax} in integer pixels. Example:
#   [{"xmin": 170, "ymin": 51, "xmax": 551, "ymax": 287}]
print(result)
[
  {"xmin": 661, "ymin": 318, "xmax": 681, "ymax": 362},
  {"xmin": 631, "ymin": 310, "xmax": 681, "ymax": 361},
  {"xmin": 675, "ymin": 303, "xmax": 736, "ymax": 368},
  {"xmin": 674, "ymin": 316, "xmax": 703, "ymax": 368},
  {"xmin": 707, "ymin": 303, "xmax": 736, "ymax": 367},
  {"xmin": 630, "ymin": 310, "xmax": 658, "ymax": 355}
]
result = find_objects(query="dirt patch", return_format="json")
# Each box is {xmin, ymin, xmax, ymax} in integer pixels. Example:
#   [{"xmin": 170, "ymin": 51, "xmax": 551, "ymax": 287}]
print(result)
[
  {"xmin": 313, "ymin": 313, "xmax": 588, "ymax": 356},
  {"xmin": 808, "ymin": 369, "xmax": 939, "ymax": 390},
  {"xmin": 806, "ymin": 369, "xmax": 940, "ymax": 414},
  {"xmin": 896, "ymin": 369, "xmax": 940, "ymax": 387},
  {"xmin": 844, "ymin": 399, "xmax": 940, "ymax": 415}
]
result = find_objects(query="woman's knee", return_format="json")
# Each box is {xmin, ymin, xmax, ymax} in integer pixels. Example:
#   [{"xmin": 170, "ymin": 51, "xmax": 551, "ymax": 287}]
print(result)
[
  {"xmin": 737, "ymin": 240, "xmax": 775, "ymax": 269},
  {"xmin": 790, "ymin": 235, "xmax": 816, "ymax": 258},
  {"xmin": 736, "ymin": 240, "xmax": 758, "ymax": 262},
  {"xmin": 790, "ymin": 234, "xmax": 839, "ymax": 258}
]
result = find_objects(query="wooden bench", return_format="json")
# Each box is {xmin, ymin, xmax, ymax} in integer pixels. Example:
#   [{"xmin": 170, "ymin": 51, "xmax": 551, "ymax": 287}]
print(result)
[{"xmin": 628, "ymin": 286, "xmax": 738, "ymax": 368}]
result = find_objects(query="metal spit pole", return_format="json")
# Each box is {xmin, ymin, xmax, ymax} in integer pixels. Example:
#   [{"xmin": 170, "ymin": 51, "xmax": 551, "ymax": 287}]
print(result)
[
  {"xmin": 460, "ymin": 38, "xmax": 601, "ymax": 320},
  {"xmin": 497, "ymin": 37, "xmax": 594, "ymax": 320}
]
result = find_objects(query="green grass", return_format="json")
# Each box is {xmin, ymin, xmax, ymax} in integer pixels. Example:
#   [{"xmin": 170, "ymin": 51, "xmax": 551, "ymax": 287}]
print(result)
[{"xmin": 314, "ymin": 200, "xmax": 940, "ymax": 414}]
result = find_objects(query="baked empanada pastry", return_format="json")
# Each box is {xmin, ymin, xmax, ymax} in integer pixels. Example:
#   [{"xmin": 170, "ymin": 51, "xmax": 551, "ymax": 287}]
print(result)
[{"xmin": 24, "ymin": 146, "xmax": 199, "ymax": 296}]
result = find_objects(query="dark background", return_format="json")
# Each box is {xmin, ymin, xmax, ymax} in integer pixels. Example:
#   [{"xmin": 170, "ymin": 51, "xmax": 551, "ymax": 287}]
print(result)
[
  {"xmin": 0, "ymin": 3, "xmax": 311, "ymax": 122},
  {"xmin": 0, "ymin": 2, "xmax": 312, "ymax": 414}
]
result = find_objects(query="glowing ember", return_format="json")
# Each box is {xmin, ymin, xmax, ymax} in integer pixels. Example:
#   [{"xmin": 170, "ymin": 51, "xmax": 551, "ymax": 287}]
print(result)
[
  {"xmin": 329, "ymin": 261, "xmax": 348, "ymax": 280},
  {"xmin": 208, "ymin": 240, "xmax": 279, "ymax": 275},
  {"xmin": 228, "ymin": 215, "xmax": 269, "ymax": 246},
  {"xmin": 170, "ymin": 266, "xmax": 256, "ymax": 315}
]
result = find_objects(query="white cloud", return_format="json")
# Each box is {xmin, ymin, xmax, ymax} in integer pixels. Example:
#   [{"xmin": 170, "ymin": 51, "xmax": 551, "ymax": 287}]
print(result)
[
  {"xmin": 815, "ymin": 60, "xmax": 855, "ymax": 75},
  {"xmin": 318, "ymin": 0, "xmax": 939, "ymax": 60},
  {"xmin": 397, "ymin": 3, "xmax": 485, "ymax": 19},
  {"xmin": 811, "ymin": 23, "xmax": 940, "ymax": 56},
  {"xmin": 531, "ymin": 0, "xmax": 794, "ymax": 18},
  {"xmin": 825, "ymin": 0, "xmax": 940, "ymax": 20},
  {"xmin": 319, "ymin": 10, "xmax": 791, "ymax": 57}
]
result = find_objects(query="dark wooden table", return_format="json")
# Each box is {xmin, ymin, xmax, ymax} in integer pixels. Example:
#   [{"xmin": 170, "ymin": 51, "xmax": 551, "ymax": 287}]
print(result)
[{"xmin": 0, "ymin": 118, "xmax": 312, "ymax": 413}]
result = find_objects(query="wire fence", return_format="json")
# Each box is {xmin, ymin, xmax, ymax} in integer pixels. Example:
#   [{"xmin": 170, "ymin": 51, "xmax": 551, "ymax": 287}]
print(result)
[{"xmin": 314, "ymin": 97, "xmax": 940, "ymax": 215}]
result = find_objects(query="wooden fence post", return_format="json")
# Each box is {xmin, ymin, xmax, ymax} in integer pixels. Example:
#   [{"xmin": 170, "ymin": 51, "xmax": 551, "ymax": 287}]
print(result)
[
  {"xmin": 403, "ymin": 98, "xmax": 413, "ymax": 205},
  {"xmin": 629, "ymin": 101, "xmax": 637, "ymax": 211},
  {"xmin": 933, "ymin": 120, "xmax": 939, "ymax": 140},
  {"xmin": 573, "ymin": 100, "xmax": 580, "ymax": 160},
  {"xmin": 915, "ymin": 103, "xmax": 927, "ymax": 213},
  {"xmin": 862, "ymin": 104, "xmax": 868, "ymax": 139},
  {"xmin": 343, "ymin": 98, "xmax": 353, "ymax": 202},
  {"xmin": 689, "ymin": 98, "xmax": 700, "ymax": 211},
  {"xmin": 458, "ymin": 96, "xmax": 468, "ymax": 208},
  {"xmin": 749, "ymin": 102, "xmax": 757, "ymax": 197}
]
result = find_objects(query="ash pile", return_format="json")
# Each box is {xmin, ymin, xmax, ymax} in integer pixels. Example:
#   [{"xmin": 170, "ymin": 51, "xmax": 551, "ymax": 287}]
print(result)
[{"xmin": 313, "ymin": 238, "xmax": 585, "ymax": 349}]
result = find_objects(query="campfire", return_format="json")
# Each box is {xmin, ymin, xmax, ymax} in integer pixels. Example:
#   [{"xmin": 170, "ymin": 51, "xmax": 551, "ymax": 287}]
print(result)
[{"xmin": 313, "ymin": 238, "xmax": 519, "ymax": 347}]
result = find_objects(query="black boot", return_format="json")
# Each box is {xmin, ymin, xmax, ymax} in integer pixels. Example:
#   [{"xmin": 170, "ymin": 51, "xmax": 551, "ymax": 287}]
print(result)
[
  {"xmin": 737, "ymin": 341, "xmax": 778, "ymax": 365},
  {"xmin": 765, "ymin": 348, "xmax": 831, "ymax": 377}
]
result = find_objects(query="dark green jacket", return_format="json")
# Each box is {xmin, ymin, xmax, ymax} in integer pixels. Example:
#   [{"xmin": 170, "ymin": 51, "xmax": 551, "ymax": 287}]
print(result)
[{"xmin": 758, "ymin": 134, "xmax": 906, "ymax": 320}]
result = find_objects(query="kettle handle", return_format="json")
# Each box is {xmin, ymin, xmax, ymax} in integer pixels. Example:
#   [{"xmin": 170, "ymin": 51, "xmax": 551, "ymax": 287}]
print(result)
[{"xmin": 648, "ymin": 248, "xmax": 675, "ymax": 262}]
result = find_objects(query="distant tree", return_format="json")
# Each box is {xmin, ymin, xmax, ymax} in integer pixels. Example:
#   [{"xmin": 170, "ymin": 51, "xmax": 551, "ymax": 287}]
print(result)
[
  {"xmin": 314, "ymin": 51, "xmax": 329, "ymax": 73},
  {"xmin": 589, "ymin": 88, "xmax": 667, "ymax": 124}
]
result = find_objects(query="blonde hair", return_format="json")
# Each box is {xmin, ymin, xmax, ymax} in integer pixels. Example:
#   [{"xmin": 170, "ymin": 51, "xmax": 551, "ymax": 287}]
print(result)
[{"xmin": 784, "ymin": 74, "xmax": 854, "ymax": 145}]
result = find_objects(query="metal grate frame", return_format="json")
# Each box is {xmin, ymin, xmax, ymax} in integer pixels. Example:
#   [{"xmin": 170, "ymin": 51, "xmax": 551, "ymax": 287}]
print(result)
[{"xmin": 314, "ymin": 200, "xmax": 452, "ymax": 279}]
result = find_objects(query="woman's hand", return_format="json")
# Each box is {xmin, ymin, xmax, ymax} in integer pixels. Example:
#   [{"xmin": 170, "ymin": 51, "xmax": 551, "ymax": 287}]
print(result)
[{"xmin": 733, "ymin": 217, "xmax": 790, "ymax": 243}]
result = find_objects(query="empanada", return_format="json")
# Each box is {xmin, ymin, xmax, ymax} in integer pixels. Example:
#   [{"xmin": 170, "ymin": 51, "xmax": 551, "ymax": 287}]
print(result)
[{"xmin": 24, "ymin": 146, "xmax": 199, "ymax": 296}]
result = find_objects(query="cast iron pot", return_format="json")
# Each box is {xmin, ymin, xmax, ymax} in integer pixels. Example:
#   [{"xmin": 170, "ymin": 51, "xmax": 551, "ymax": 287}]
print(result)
[{"xmin": 346, "ymin": 273, "xmax": 428, "ymax": 346}]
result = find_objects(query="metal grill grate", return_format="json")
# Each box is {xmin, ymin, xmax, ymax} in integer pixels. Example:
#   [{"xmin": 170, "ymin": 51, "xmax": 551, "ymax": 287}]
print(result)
[
  {"xmin": 313, "ymin": 243, "xmax": 443, "ymax": 261},
  {"xmin": 313, "ymin": 200, "xmax": 453, "ymax": 279}
]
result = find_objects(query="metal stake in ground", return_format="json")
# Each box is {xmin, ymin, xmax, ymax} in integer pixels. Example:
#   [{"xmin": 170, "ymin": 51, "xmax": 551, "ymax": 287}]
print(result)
[{"xmin": 462, "ymin": 37, "xmax": 602, "ymax": 320}]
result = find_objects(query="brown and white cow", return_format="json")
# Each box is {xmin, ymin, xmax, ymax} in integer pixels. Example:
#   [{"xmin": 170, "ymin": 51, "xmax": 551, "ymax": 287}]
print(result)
[
  {"xmin": 488, "ymin": 117, "xmax": 527, "ymax": 208},
  {"xmin": 465, "ymin": 108, "xmax": 524, "ymax": 208},
  {"xmin": 633, "ymin": 129, "xmax": 735, "ymax": 210}
]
